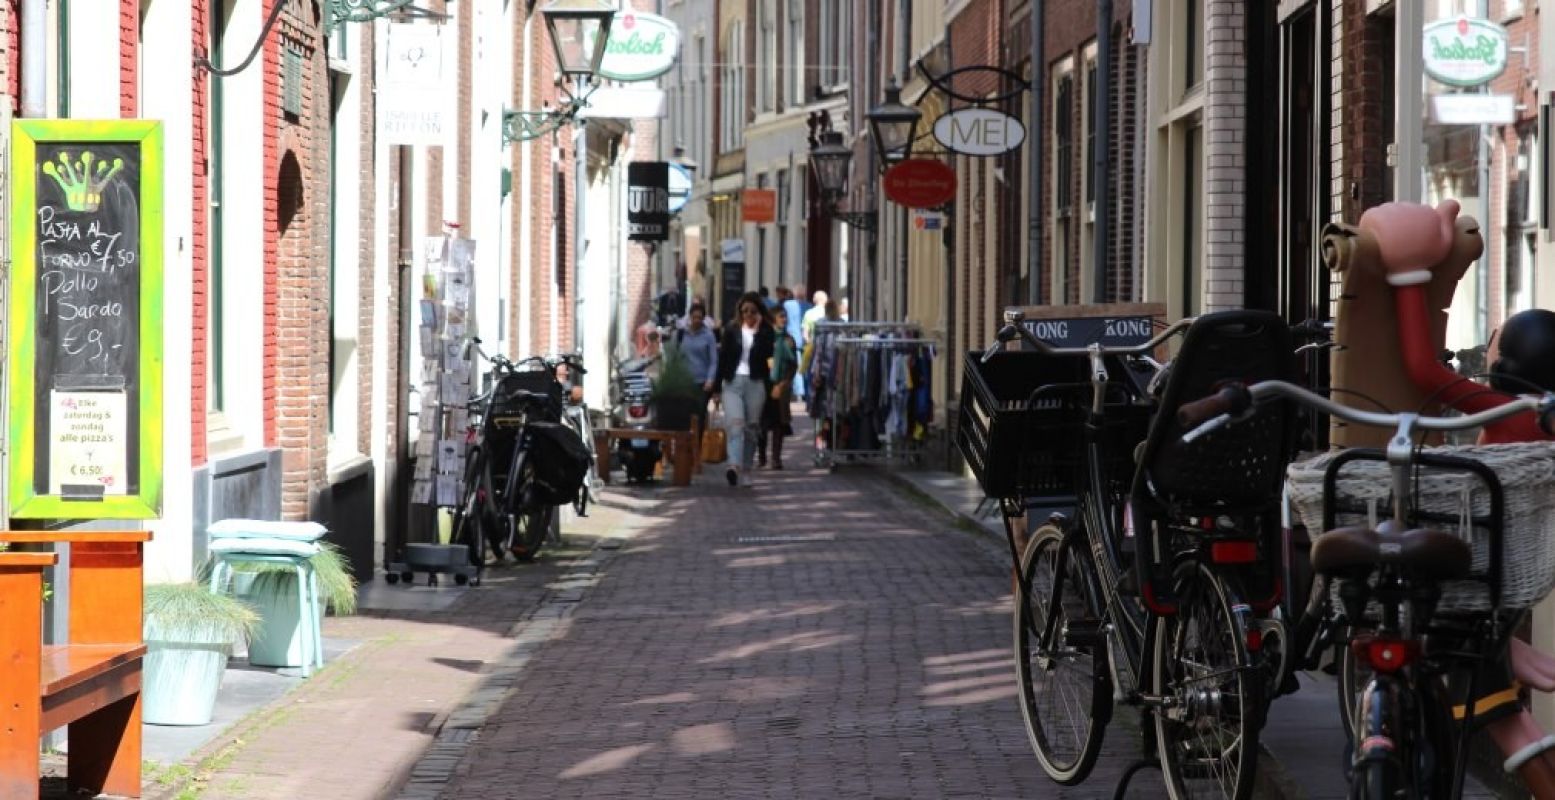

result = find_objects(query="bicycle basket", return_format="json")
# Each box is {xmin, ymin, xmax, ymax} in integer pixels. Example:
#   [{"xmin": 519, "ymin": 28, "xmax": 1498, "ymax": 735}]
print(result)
[
  {"xmin": 525, "ymin": 421, "xmax": 592, "ymax": 506},
  {"xmin": 957, "ymin": 351, "xmax": 1150, "ymax": 500},
  {"xmin": 488, "ymin": 370, "xmax": 563, "ymax": 425},
  {"xmin": 1287, "ymin": 442, "xmax": 1555, "ymax": 613}
]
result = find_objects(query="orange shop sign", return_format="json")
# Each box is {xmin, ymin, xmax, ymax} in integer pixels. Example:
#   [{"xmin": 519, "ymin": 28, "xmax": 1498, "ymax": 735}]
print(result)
[
  {"xmin": 882, "ymin": 159, "xmax": 956, "ymax": 209},
  {"xmin": 742, "ymin": 189, "xmax": 777, "ymax": 223}
]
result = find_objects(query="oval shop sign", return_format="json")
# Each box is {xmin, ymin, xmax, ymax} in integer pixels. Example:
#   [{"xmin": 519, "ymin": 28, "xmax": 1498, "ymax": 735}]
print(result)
[
  {"xmin": 882, "ymin": 159, "xmax": 956, "ymax": 209},
  {"xmin": 933, "ymin": 108, "xmax": 1027, "ymax": 157},
  {"xmin": 596, "ymin": 12, "xmax": 681, "ymax": 82},
  {"xmin": 1422, "ymin": 17, "xmax": 1508, "ymax": 88}
]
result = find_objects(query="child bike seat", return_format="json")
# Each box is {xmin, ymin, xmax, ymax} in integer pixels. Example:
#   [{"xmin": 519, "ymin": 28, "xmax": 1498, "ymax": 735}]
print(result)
[{"xmin": 1310, "ymin": 524, "xmax": 1472, "ymax": 581}]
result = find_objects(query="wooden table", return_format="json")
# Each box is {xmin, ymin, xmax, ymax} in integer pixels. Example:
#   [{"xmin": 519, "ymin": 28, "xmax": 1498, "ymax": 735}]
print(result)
[{"xmin": 593, "ymin": 426, "xmax": 698, "ymax": 487}]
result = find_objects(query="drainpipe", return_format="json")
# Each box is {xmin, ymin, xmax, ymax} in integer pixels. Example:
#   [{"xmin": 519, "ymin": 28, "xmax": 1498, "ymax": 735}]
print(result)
[
  {"xmin": 574, "ymin": 123, "xmax": 587, "ymax": 355},
  {"xmin": 56, "ymin": 0, "xmax": 69, "ymax": 117},
  {"xmin": 1028, "ymin": 0, "xmax": 1043, "ymax": 305},
  {"xmin": 22, "ymin": 0, "xmax": 47, "ymax": 117},
  {"xmin": 1092, "ymin": 0, "xmax": 1111, "ymax": 304}
]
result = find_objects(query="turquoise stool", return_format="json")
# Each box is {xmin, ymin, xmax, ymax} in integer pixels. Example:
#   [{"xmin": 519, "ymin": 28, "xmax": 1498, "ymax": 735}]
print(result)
[{"xmin": 207, "ymin": 520, "xmax": 327, "ymax": 677}]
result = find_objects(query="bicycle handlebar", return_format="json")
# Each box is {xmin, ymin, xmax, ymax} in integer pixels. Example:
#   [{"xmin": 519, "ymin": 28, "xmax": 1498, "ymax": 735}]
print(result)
[
  {"xmin": 1179, "ymin": 380, "xmax": 1555, "ymax": 445},
  {"xmin": 979, "ymin": 310, "xmax": 1194, "ymax": 364}
]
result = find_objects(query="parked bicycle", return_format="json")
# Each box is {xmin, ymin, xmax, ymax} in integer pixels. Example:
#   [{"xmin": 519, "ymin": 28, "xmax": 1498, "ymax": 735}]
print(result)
[
  {"xmin": 450, "ymin": 342, "xmax": 591, "ymax": 582},
  {"xmin": 1179, "ymin": 379, "xmax": 1555, "ymax": 798},
  {"xmin": 962, "ymin": 309, "xmax": 1298, "ymax": 799}
]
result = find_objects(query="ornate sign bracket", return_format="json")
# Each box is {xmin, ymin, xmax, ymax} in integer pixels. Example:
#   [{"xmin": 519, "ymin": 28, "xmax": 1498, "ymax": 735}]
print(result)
[{"xmin": 327, "ymin": 0, "xmax": 446, "ymax": 32}]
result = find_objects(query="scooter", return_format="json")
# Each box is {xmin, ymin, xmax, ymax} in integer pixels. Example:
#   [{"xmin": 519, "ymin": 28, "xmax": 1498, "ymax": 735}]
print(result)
[{"xmin": 615, "ymin": 354, "xmax": 661, "ymax": 483}]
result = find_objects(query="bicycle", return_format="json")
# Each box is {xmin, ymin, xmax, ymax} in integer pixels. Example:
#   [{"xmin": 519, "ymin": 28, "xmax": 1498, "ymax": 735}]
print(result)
[
  {"xmin": 966, "ymin": 309, "xmax": 1298, "ymax": 799},
  {"xmin": 1178, "ymin": 379, "xmax": 1555, "ymax": 798},
  {"xmin": 449, "ymin": 346, "xmax": 573, "ymax": 580}
]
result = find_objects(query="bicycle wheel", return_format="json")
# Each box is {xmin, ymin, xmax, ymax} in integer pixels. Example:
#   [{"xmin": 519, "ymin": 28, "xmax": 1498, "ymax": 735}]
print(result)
[
  {"xmin": 1015, "ymin": 522, "xmax": 1111, "ymax": 785},
  {"xmin": 450, "ymin": 448, "xmax": 494, "ymax": 566},
  {"xmin": 1152, "ymin": 561, "xmax": 1264, "ymax": 800},
  {"xmin": 504, "ymin": 452, "xmax": 553, "ymax": 562}
]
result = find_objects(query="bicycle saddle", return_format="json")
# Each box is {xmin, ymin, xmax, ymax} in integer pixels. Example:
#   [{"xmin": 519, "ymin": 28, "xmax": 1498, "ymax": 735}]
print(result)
[{"xmin": 1310, "ymin": 524, "xmax": 1472, "ymax": 580}]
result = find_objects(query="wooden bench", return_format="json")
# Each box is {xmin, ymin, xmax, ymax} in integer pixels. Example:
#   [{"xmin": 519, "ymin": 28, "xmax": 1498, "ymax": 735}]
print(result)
[
  {"xmin": 0, "ymin": 531, "xmax": 151, "ymax": 799},
  {"xmin": 592, "ymin": 427, "xmax": 697, "ymax": 487}
]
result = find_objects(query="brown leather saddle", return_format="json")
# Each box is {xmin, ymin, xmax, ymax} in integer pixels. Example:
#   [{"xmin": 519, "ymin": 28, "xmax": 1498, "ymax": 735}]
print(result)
[{"xmin": 1310, "ymin": 524, "xmax": 1472, "ymax": 581}]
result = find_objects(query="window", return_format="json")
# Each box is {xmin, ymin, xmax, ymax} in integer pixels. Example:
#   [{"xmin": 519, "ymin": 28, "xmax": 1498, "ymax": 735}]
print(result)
[
  {"xmin": 1186, "ymin": 0, "xmax": 1203, "ymax": 92},
  {"xmin": 722, "ymin": 23, "xmax": 745, "ymax": 149},
  {"xmin": 817, "ymin": 0, "xmax": 849, "ymax": 88},
  {"xmin": 787, "ymin": 0, "xmax": 803, "ymax": 106},
  {"xmin": 1084, "ymin": 53, "xmax": 1097, "ymax": 205},
  {"xmin": 1182, "ymin": 122, "xmax": 1203, "ymax": 316},
  {"xmin": 1054, "ymin": 71, "xmax": 1074, "ymax": 214},
  {"xmin": 776, "ymin": 169, "xmax": 789, "ymax": 285},
  {"xmin": 756, "ymin": 3, "xmax": 773, "ymax": 112}
]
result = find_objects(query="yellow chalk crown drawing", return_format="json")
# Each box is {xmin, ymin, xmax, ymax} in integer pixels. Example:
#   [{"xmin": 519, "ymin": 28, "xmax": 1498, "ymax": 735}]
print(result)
[{"xmin": 42, "ymin": 151, "xmax": 124, "ymax": 213}]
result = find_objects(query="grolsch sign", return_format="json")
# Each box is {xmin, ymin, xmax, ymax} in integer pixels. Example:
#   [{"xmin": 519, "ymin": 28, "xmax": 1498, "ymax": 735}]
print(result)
[{"xmin": 627, "ymin": 161, "xmax": 670, "ymax": 241}]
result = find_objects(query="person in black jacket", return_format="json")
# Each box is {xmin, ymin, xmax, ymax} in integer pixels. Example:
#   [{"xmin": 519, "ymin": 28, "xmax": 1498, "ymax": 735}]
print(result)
[{"xmin": 715, "ymin": 291, "xmax": 776, "ymax": 487}]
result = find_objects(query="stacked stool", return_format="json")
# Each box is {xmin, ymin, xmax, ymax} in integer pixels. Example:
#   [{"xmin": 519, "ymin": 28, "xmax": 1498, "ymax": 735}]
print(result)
[{"xmin": 207, "ymin": 519, "xmax": 327, "ymax": 677}]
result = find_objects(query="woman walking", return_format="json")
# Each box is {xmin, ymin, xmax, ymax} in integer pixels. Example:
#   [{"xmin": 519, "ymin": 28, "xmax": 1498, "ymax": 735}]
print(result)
[
  {"xmin": 715, "ymin": 292, "xmax": 776, "ymax": 487},
  {"xmin": 758, "ymin": 305, "xmax": 798, "ymax": 469}
]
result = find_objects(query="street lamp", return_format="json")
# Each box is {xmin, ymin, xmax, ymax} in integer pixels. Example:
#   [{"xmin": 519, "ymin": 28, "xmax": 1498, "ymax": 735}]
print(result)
[
  {"xmin": 540, "ymin": 0, "xmax": 615, "ymax": 78},
  {"xmin": 672, "ymin": 143, "xmax": 699, "ymax": 174},
  {"xmin": 867, "ymin": 79, "xmax": 922, "ymax": 169},
  {"xmin": 810, "ymin": 131, "xmax": 853, "ymax": 197},
  {"xmin": 808, "ymin": 130, "xmax": 875, "ymax": 231},
  {"xmin": 504, "ymin": 0, "xmax": 615, "ymax": 144}
]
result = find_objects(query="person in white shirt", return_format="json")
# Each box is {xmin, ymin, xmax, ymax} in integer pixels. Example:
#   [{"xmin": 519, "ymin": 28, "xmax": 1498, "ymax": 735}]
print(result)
[{"xmin": 714, "ymin": 292, "xmax": 776, "ymax": 487}]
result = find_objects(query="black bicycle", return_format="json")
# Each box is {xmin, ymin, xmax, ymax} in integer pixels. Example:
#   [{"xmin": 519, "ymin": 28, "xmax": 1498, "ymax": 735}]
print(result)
[
  {"xmin": 449, "ymin": 348, "xmax": 571, "ymax": 580},
  {"xmin": 964, "ymin": 309, "xmax": 1298, "ymax": 799},
  {"xmin": 1180, "ymin": 380, "xmax": 1555, "ymax": 798}
]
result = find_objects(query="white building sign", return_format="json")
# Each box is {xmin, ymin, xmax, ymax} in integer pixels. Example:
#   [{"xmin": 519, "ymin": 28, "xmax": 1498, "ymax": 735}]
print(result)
[
  {"xmin": 1431, "ymin": 94, "xmax": 1515, "ymax": 125},
  {"xmin": 595, "ymin": 12, "xmax": 680, "ymax": 82},
  {"xmin": 379, "ymin": 23, "xmax": 449, "ymax": 146},
  {"xmin": 1422, "ymin": 17, "xmax": 1509, "ymax": 88},
  {"xmin": 933, "ymin": 108, "xmax": 1027, "ymax": 157}
]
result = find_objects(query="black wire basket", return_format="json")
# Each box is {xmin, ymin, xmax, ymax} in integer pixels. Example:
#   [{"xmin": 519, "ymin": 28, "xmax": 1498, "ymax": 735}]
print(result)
[{"xmin": 957, "ymin": 351, "xmax": 1151, "ymax": 500}]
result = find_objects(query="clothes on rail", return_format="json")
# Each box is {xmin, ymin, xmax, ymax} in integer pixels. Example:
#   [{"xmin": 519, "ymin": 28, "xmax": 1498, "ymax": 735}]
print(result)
[{"xmin": 804, "ymin": 330, "xmax": 935, "ymax": 451}]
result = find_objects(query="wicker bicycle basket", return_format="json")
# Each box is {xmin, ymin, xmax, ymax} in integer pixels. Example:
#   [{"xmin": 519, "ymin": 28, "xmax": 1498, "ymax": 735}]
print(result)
[{"xmin": 1286, "ymin": 442, "xmax": 1555, "ymax": 613}]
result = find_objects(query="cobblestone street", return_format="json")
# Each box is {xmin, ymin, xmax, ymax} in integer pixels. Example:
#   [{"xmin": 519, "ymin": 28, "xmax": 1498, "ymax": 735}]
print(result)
[{"xmin": 432, "ymin": 444, "xmax": 1161, "ymax": 799}]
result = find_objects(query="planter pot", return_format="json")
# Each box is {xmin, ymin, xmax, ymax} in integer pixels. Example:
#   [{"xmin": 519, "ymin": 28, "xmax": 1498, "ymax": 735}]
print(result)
[
  {"xmin": 241, "ymin": 572, "xmax": 324, "ymax": 669},
  {"xmin": 143, "ymin": 621, "xmax": 232, "ymax": 726},
  {"xmin": 654, "ymin": 395, "xmax": 698, "ymax": 432}
]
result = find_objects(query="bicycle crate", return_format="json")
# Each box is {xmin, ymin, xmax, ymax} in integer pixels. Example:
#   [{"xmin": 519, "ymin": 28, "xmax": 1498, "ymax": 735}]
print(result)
[
  {"xmin": 958, "ymin": 350, "xmax": 1151, "ymax": 500},
  {"xmin": 486, "ymin": 370, "xmax": 562, "ymax": 426},
  {"xmin": 1287, "ymin": 442, "xmax": 1555, "ymax": 613}
]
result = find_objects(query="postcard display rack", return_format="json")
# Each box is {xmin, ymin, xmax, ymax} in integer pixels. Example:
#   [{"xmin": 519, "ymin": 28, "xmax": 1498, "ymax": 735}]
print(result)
[{"xmin": 388, "ymin": 235, "xmax": 480, "ymax": 585}]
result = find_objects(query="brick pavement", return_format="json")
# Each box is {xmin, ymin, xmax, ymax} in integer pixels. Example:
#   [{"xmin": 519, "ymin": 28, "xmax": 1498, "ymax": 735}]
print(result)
[{"xmin": 435, "ymin": 446, "xmax": 1175, "ymax": 799}]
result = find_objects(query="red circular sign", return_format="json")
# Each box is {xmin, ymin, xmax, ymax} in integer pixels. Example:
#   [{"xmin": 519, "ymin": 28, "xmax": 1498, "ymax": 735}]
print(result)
[{"xmin": 882, "ymin": 159, "xmax": 956, "ymax": 208}]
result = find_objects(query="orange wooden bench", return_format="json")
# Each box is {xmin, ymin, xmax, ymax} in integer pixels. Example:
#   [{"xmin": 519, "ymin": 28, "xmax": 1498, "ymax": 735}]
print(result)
[
  {"xmin": 0, "ymin": 531, "xmax": 151, "ymax": 798},
  {"xmin": 592, "ymin": 427, "xmax": 697, "ymax": 486}
]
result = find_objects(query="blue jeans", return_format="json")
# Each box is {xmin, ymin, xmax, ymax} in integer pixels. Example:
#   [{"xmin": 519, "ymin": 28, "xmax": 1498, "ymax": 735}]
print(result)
[{"xmin": 721, "ymin": 375, "xmax": 767, "ymax": 472}]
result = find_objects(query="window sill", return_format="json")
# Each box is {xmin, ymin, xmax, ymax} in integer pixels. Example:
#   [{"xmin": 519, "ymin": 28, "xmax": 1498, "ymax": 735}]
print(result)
[{"xmin": 205, "ymin": 411, "xmax": 248, "ymax": 457}]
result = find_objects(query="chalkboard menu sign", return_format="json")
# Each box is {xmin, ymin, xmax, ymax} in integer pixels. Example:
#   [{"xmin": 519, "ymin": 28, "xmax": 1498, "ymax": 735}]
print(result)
[{"xmin": 9, "ymin": 121, "xmax": 163, "ymax": 519}]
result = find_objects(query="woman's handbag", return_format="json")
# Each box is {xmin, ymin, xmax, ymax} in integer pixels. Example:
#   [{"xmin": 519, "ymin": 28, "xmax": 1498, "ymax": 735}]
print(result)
[{"xmin": 702, "ymin": 413, "xmax": 729, "ymax": 464}]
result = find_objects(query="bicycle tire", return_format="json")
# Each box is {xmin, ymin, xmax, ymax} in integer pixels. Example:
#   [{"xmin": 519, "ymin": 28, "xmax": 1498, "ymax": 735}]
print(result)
[
  {"xmin": 1014, "ymin": 522, "xmax": 1111, "ymax": 785},
  {"xmin": 1152, "ymin": 561, "xmax": 1264, "ymax": 800},
  {"xmin": 504, "ymin": 451, "xmax": 553, "ymax": 562},
  {"xmin": 450, "ymin": 447, "xmax": 495, "ymax": 566}
]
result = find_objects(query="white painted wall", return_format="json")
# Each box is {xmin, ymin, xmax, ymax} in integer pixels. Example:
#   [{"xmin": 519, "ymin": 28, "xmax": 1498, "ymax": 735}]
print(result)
[
  {"xmin": 331, "ymin": 32, "xmax": 363, "ymax": 461},
  {"xmin": 470, "ymin": 0, "xmax": 504, "ymax": 355},
  {"xmin": 67, "ymin": 2, "xmax": 120, "ymax": 117},
  {"xmin": 580, "ymin": 160, "xmax": 613, "ymax": 410},
  {"xmin": 140, "ymin": 0, "xmax": 196, "ymax": 581},
  {"xmin": 218, "ymin": 0, "xmax": 267, "ymax": 449},
  {"xmin": 517, "ymin": 14, "xmax": 535, "ymax": 359},
  {"xmin": 371, "ymin": 18, "xmax": 396, "ymax": 570}
]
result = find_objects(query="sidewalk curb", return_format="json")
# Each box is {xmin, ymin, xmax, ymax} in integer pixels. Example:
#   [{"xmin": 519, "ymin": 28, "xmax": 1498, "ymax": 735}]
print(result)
[{"xmin": 875, "ymin": 466, "xmax": 1307, "ymax": 800}]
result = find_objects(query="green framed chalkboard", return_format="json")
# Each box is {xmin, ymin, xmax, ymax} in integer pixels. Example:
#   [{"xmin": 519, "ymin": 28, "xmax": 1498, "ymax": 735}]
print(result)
[{"xmin": 9, "ymin": 120, "xmax": 163, "ymax": 519}]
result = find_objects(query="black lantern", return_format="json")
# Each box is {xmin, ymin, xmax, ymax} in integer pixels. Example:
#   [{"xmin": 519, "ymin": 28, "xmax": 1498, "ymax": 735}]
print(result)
[
  {"xmin": 867, "ymin": 79, "xmax": 922, "ymax": 168},
  {"xmin": 809, "ymin": 130, "xmax": 852, "ymax": 197},
  {"xmin": 541, "ymin": 0, "xmax": 615, "ymax": 78}
]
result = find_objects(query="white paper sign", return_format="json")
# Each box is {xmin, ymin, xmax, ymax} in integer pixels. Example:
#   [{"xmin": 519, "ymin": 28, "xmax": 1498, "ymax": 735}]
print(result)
[
  {"xmin": 379, "ymin": 23, "xmax": 449, "ymax": 146},
  {"xmin": 49, "ymin": 391, "xmax": 128, "ymax": 496}
]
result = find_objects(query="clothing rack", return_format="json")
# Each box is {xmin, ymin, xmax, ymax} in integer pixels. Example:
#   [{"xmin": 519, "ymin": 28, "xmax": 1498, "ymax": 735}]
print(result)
[{"xmin": 806, "ymin": 322, "xmax": 936, "ymax": 469}]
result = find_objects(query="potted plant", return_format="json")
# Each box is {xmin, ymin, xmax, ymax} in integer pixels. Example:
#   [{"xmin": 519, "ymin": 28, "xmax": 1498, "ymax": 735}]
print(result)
[
  {"xmin": 143, "ymin": 582, "xmax": 259, "ymax": 726},
  {"xmin": 227, "ymin": 542, "xmax": 358, "ymax": 669},
  {"xmin": 652, "ymin": 340, "xmax": 702, "ymax": 432}
]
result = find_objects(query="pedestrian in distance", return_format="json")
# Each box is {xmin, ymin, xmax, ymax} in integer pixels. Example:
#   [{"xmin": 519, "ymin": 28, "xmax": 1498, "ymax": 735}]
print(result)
[
  {"xmin": 758, "ymin": 305, "xmax": 798, "ymax": 470},
  {"xmin": 714, "ymin": 292, "xmax": 776, "ymax": 488},
  {"xmin": 759, "ymin": 285, "xmax": 776, "ymax": 309},
  {"xmin": 782, "ymin": 283, "xmax": 808, "ymax": 399},
  {"xmin": 674, "ymin": 303, "xmax": 719, "ymax": 443},
  {"xmin": 802, "ymin": 289, "xmax": 830, "ymax": 344}
]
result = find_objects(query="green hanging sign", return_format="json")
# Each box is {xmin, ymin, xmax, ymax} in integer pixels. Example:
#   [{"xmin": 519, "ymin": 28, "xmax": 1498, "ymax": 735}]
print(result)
[{"xmin": 1422, "ymin": 17, "xmax": 1509, "ymax": 88}]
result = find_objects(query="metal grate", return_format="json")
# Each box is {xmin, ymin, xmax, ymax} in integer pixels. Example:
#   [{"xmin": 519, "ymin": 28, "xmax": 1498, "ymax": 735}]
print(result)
[
  {"xmin": 283, "ymin": 46, "xmax": 304, "ymax": 118},
  {"xmin": 732, "ymin": 534, "xmax": 836, "ymax": 543}
]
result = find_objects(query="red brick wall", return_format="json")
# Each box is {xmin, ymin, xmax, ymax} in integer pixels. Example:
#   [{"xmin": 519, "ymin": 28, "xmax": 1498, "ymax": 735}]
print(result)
[
  {"xmin": 358, "ymin": 22, "xmax": 378, "ymax": 456},
  {"xmin": 514, "ymin": 8, "xmax": 575, "ymax": 355},
  {"xmin": 425, "ymin": 1, "xmax": 447, "ymax": 237},
  {"xmin": 192, "ymin": 0, "xmax": 210, "ymax": 465},
  {"xmin": 1337, "ymin": 1, "xmax": 1391, "ymax": 222},
  {"xmin": 269, "ymin": 1, "xmax": 332, "ymax": 520},
  {"xmin": 120, "ymin": 0, "xmax": 137, "ymax": 117},
  {"xmin": 263, "ymin": 0, "xmax": 280, "ymax": 449}
]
